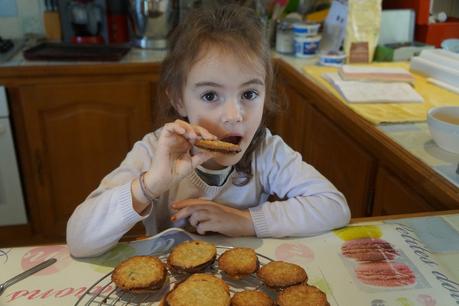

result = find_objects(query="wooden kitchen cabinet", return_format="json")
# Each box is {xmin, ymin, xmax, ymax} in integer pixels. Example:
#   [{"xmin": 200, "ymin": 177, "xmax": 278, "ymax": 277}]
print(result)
[
  {"xmin": 274, "ymin": 58, "xmax": 458, "ymax": 218},
  {"xmin": 271, "ymin": 74, "xmax": 375, "ymax": 217},
  {"xmin": 0, "ymin": 63, "xmax": 160, "ymax": 246},
  {"xmin": 373, "ymin": 167, "xmax": 435, "ymax": 215}
]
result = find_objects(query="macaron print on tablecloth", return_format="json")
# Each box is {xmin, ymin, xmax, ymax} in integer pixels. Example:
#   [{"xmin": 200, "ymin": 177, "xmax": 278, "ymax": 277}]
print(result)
[{"xmin": 318, "ymin": 222, "xmax": 459, "ymax": 306}]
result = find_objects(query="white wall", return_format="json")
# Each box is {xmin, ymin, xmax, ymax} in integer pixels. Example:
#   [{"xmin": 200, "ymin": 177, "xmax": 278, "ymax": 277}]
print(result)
[{"xmin": 0, "ymin": 0, "xmax": 45, "ymax": 38}]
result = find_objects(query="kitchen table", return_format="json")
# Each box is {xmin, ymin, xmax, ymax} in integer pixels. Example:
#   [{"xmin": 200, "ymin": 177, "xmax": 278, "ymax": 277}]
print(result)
[{"xmin": 1, "ymin": 211, "xmax": 459, "ymax": 306}]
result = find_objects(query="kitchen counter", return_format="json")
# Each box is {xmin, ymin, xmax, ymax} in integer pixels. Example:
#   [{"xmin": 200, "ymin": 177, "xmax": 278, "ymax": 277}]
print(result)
[
  {"xmin": 2, "ymin": 47, "xmax": 456, "ymax": 189},
  {"xmin": 274, "ymin": 53, "xmax": 459, "ymax": 189},
  {"xmin": 1, "ymin": 211, "xmax": 458, "ymax": 306}
]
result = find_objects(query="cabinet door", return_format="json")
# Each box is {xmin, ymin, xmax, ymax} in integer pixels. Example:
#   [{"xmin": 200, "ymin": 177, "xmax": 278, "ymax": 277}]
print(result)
[
  {"xmin": 373, "ymin": 167, "xmax": 435, "ymax": 215},
  {"xmin": 304, "ymin": 106, "xmax": 375, "ymax": 217},
  {"xmin": 15, "ymin": 80, "xmax": 155, "ymax": 239},
  {"xmin": 269, "ymin": 79, "xmax": 310, "ymax": 156}
]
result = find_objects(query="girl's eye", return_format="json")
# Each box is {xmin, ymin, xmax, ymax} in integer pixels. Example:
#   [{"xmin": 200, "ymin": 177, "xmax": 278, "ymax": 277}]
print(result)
[
  {"xmin": 201, "ymin": 91, "xmax": 218, "ymax": 103},
  {"xmin": 242, "ymin": 90, "xmax": 258, "ymax": 101}
]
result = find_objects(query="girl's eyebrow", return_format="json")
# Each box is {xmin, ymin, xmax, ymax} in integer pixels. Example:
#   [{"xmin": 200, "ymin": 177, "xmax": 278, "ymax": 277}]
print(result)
[
  {"xmin": 241, "ymin": 79, "xmax": 264, "ymax": 87},
  {"xmin": 194, "ymin": 79, "xmax": 264, "ymax": 88},
  {"xmin": 194, "ymin": 82, "xmax": 223, "ymax": 88}
]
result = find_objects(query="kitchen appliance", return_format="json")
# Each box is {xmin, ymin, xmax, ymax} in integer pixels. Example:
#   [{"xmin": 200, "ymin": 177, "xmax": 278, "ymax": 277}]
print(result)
[
  {"xmin": 58, "ymin": 0, "xmax": 109, "ymax": 44},
  {"xmin": 128, "ymin": 0, "xmax": 178, "ymax": 49},
  {"xmin": 0, "ymin": 86, "xmax": 28, "ymax": 226}
]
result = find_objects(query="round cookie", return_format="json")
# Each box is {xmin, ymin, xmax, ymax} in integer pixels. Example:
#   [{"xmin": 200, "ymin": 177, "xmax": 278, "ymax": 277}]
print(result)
[
  {"xmin": 257, "ymin": 261, "xmax": 307, "ymax": 289},
  {"xmin": 165, "ymin": 273, "xmax": 230, "ymax": 306},
  {"xmin": 218, "ymin": 247, "xmax": 259, "ymax": 279},
  {"xmin": 111, "ymin": 255, "xmax": 167, "ymax": 292},
  {"xmin": 276, "ymin": 284, "xmax": 330, "ymax": 306},
  {"xmin": 167, "ymin": 240, "xmax": 217, "ymax": 273},
  {"xmin": 231, "ymin": 290, "xmax": 273, "ymax": 306}
]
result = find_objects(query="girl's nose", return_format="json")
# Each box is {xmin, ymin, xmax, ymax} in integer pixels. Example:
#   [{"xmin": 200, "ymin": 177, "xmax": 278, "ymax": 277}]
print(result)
[{"xmin": 223, "ymin": 99, "xmax": 243, "ymax": 124}]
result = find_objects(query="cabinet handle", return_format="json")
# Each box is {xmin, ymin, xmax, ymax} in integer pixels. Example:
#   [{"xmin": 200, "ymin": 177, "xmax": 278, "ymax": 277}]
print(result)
[{"xmin": 35, "ymin": 151, "xmax": 44, "ymax": 186}]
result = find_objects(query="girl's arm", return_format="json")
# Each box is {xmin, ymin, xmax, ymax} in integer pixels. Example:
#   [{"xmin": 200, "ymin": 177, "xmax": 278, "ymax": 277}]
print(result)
[
  {"xmin": 66, "ymin": 134, "xmax": 157, "ymax": 257},
  {"xmin": 249, "ymin": 131, "xmax": 351, "ymax": 238}
]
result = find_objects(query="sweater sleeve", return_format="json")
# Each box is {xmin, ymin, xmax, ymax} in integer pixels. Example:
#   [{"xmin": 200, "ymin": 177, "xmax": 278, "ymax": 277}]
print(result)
[
  {"xmin": 249, "ymin": 131, "xmax": 351, "ymax": 238},
  {"xmin": 66, "ymin": 132, "xmax": 158, "ymax": 258}
]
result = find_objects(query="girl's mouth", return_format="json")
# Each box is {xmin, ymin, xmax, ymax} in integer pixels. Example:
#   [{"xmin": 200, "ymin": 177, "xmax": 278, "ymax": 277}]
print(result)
[{"xmin": 220, "ymin": 135, "xmax": 242, "ymax": 145}]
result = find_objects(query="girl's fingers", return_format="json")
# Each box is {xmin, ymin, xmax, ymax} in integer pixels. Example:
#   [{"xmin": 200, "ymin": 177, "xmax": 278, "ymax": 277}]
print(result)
[
  {"xmin": 188, "ymin": 210, "xmax": 210, "ymax": 227},
  {"xmin": 193, "ymin": 125, "xmax": 218, "ymax": 141},
  {"xmin": 174, "ymin": 120, "xmax": 200, "ymax": 140},
  {"xmin": 171, "ymin": 204, "xmax": 210, "ymax": 221},
  {"xmin": 164, "ymin": 120, "xmax": 218, "ymax": 143},
  {"xmin": 190, "ymin": 152, "xmax": 215, "ymax": 168},
  {"xmin": 172, "ymin": 198, "xmax": 214, "ymax": 209},
  {"xmin": 196, "ymin": 220, "xmax": 217, "ymax": 235}
]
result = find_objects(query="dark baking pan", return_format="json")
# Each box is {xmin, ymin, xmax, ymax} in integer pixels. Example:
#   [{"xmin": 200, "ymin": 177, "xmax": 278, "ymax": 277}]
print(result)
[{"xmin": 23, "ymin": 42, "xmax": 130, "ymax": 61}]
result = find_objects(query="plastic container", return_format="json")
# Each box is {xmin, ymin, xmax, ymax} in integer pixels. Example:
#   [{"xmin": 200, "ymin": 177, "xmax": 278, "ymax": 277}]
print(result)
[
  {"xmin": 294, "ymin": 35, "xmax": 321, "ymax": 58},
  {"xmin": 292, "ymin": 22, "xmax": 320, "ymax": 37},
  {"xmin": 319, "ymin": 51, "xmax": 346, "ymax": 66}
]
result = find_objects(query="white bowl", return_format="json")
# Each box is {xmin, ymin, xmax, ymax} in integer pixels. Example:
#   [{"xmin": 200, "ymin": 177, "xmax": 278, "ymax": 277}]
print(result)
[{"xmin": 427, "ymin": 106, "xmax": 459, "ymax": 154}]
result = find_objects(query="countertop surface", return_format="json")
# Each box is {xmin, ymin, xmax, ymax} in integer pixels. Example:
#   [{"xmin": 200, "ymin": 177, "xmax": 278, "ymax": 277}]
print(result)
[
  {"xmin": 1, "ymin": 212, "xmax": 458, "ymax": 305},
  {"xmin": 1, "ymin": 45, "xmax": 458, "ymax": 188}
]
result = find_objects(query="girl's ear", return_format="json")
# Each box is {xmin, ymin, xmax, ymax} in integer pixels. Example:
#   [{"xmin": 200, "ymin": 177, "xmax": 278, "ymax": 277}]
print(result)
[
  {"xmin": 166, "ymin": 89, "xmax": 187, "ymax": 117},
  {"xmin": 174, "ymin": 98, "xmax": 188, "ymax": 117}
]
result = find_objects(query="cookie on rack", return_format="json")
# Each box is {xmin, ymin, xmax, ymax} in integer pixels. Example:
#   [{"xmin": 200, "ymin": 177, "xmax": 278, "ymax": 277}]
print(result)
[
  {"xmin": 276, "ymin": 284, "xmax": 330, "ymax": 306},
  {"xmin": 167, "ymin": 240, "xmax": 217, "ymax": 273},
  {"xmin": 257, "ymin": 261, "xmax": 308, "ymax": 289},
  {"xmin": 111, "ymin": 255, "xmax": 167, "ymax": 292},
  {"xmin": 230, "ymin": 290, "xmax": 274, "ymax": 306},
  {"xmin": 218, "ymin": 247, "xmax": 259, "ymax": 279},
  {"xmin": 164, "ymin": 273, "xmax": 230, "ymax": 306}
]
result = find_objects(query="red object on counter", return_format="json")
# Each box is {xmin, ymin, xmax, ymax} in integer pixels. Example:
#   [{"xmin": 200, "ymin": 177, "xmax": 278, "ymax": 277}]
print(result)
[
  {"xmin": 383, "ymin": 0, "xmax": 459, "ymax": 47},
  {"xmin": 71, "ymin": 35, "xmax": 105, "ymax": 44},
  {"xmin": 107, "ymin": 14, "xmax": 129, "ymax": 43}
]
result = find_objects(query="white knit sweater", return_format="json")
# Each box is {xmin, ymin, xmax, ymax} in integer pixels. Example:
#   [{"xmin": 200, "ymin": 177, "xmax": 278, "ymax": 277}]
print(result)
[{"xmin": 67, "ymin": 129, "xmax": 350, "ymax": 257}]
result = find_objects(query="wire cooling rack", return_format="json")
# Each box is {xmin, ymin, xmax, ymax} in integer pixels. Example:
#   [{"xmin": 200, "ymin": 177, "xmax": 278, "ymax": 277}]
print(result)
[{"xmin": 75, "ymin": 246, "xmax": 274, "ymax": 306}]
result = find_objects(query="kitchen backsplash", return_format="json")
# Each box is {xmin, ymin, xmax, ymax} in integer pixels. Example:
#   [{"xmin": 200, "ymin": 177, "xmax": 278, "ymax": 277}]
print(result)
[{"xmin": 0, "ymin": 0, "xmax": 45, "ymax": 38}]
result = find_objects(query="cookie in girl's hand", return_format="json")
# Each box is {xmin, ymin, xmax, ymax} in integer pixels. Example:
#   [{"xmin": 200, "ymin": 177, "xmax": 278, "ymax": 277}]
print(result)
[
  {"xmin": 167, "ymin": 240, "xmax": 217, "ymax": 273},
  {"xmin": 111, "ymin": 255, "xmax": 167, "ymax": 292},
  {"xmin": 194, "ymin": 139, "xmax": 241, "ymax": 154}
]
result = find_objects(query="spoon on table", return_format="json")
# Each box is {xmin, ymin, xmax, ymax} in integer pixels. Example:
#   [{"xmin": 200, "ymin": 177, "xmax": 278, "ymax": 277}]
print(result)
[{"xmin": 0, "ymin": 258, "xmax": 57, "ymax": 296}]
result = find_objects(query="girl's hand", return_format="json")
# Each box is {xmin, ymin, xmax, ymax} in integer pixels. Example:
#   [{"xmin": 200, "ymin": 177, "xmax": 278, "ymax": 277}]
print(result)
[
  {"xmin": 170, "ymin": 199, "xmax": 256, "ymax": 237},
  {"xmin": 144, "ymin": 120, "xmax": 217, "ymax": 197}
]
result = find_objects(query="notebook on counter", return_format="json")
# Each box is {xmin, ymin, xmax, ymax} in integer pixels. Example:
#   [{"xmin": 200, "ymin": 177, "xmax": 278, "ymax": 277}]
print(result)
[
  {"xmin": 323, "ymin": 72, "xmax": 424, "ymax": 104},
  {"xmin": 338, "ymin": 65, "xmax": 416, "ymax": 83}
]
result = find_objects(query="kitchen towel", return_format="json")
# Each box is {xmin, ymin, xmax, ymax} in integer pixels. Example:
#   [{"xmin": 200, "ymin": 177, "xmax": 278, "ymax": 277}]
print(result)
[{"xmin": 304, "ymin": 62, "xmax": 459, "ymax": 124}]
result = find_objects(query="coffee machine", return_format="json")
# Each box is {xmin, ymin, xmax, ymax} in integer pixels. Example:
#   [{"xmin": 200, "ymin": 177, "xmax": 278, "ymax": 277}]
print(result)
[
  {"xmin": 59, "ymin": 0, "xmax": 109, "ymax": 44},
  {"xmin": 128, "ymin": 0, "xmax": 178, "ymax": 49}
]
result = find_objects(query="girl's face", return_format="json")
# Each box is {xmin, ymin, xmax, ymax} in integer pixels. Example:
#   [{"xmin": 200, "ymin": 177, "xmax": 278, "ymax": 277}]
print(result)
[{"xmin": 177, "ymin": 47, "xmax": 266, "ymax": 169}]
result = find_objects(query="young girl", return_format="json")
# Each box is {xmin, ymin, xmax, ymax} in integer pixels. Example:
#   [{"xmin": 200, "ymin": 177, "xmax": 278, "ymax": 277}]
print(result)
[{"xmin": 67, "ymin": 5, "xmax": 350, "ymax": 258}]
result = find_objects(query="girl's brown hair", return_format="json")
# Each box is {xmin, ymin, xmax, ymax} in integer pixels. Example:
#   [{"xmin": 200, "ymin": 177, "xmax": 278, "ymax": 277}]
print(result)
[{"xmin": 158, "ymin": 4, "xmax": 277, "ymax": 185}]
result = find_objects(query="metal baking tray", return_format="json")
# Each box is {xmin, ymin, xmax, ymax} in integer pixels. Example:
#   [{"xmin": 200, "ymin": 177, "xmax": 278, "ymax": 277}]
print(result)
[
  {"xmin": 23, "ymin": 42, "xmax": 130, "ymax": 61},
  {"xmin": 74, "ymin": 246, "xmax": 274, "ymax": 306}
]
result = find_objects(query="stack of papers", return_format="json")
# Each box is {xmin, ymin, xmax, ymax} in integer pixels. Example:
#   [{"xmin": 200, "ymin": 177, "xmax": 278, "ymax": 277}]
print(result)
[
  {"xmin": 339, "ymin": 65, "xmax": 416, "ymax": 83},
  {"xmin": 323, "ymin": 70, "xmax": 423, "ymax": 104}
]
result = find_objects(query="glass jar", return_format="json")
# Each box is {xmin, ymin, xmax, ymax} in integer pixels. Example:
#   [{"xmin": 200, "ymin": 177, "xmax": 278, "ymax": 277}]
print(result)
[{"xmin": 275, "ymin": 19, "xmax": 294, "ymax": 54}]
